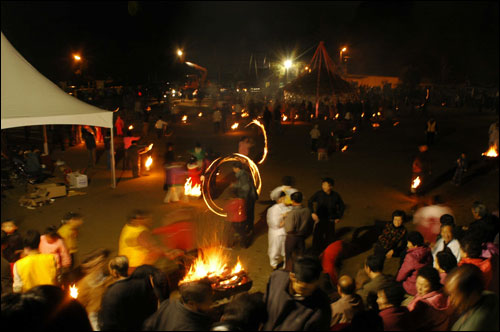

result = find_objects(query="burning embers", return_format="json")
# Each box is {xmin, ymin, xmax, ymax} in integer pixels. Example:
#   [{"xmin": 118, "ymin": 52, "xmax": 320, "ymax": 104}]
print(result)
[
  {"xmin": 482, "ymin": 145, "xmax": 498, "ymax": 158},
  {"xmin": 179, "ymin": 247, "xmax": 252, "ymax": 300}
]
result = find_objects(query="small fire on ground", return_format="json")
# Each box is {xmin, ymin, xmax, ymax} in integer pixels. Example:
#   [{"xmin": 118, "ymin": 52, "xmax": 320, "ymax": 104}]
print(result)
[
  {"xmin": 179, "ymin": 247, "xmax": 250, "ymax": 298},
  {"xmin": 482, "ymin": 145, "xmax": 498, "ymax": 158},
  {"xmin": 69, "ymin": 284, "xmax": 78, "ymax": 299},
  {"xmin": 184, "ymin": 177, "xmax": 201, "ymax": 197}
]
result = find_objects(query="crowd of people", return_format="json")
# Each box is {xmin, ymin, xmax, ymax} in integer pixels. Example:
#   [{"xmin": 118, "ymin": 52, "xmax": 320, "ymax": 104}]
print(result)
[
  {"xmin": 2, "ymin": 174, "xmax": 499, "ymax": 331},
  {"xmin": 2, "ymin": 87, "xmax": 499, "ymax": 331}
]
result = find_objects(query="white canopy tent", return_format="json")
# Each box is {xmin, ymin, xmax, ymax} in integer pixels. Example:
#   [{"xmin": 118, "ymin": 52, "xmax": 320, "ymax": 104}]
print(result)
[{"xmin": 1, "ymin": 32, "xmax": 116, "ymax": 188}]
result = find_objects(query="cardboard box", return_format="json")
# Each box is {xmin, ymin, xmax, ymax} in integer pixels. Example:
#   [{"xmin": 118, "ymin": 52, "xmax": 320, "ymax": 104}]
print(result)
[
  {"xmin": 67, "ymin": 172, "xmax": 88, "ymax": 188},
  {"xmin": 27, "ymin": 182, "xmax": 67, "ymax": 199}
]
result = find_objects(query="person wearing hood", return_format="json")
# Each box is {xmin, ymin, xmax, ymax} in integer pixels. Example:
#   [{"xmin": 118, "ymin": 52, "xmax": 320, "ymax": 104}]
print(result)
[
  {"xmin": 396, "ymin": 231, "xmax": 433, "ymax": 296},
  {"xmin": 407, "ymin": 266, "xmax": 450, "ymax": 331}
]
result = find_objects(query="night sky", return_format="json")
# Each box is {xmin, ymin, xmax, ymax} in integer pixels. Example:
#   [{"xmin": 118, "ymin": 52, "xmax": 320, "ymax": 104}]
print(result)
[{"xmin": 1, "ymin": 1, "xmax": 498, "ymax": 85}]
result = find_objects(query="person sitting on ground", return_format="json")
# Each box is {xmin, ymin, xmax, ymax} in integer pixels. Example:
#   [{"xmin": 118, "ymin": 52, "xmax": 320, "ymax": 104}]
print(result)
[
  {"xmin": 407, "ymin": 266, "xmax": 450, "ymax": 331},
  {"xmin": 356, "ymin": 254, "xmax": 394, "ymax": 311},
  {"xmin": 108, "ymin": 255, "xmax": 129, "ymax": 282},
  {"xmin": 263, "ymin": 255, "xmax": 332, "ymax": 331},
  {"xmin": 396, "ymin": 231, "xmax": 433, "ymax": 296},
  {"xmin": 377, "ymin": 282, "xmax": 411, "ymax": 331},
  {"xmin": 99, "ymin": 265, "xmax": 169, "ymax": 331},
  {"xmin": 269, "ymin": 175, "xmax": 298, "ymax": 204},
  {"xmin": 143, "ymin": 279, "xmax": 214, "ymax": 331},
  {"xmin": 330, "ymin": 275, "xmax": 364, "ymax": 329},
  {"xmin": 373, "ymin": 210, "xmax": 408, "ymax": 259},
  {"xmin": 434, "ymin": 250, "xmax": 458, "ymax": 285},
  {"xmin": 13, "ymin": 230, "xmax": 58, "ymax": 293},
  {"xmin": 1, "ymin": 221, "xmax": 23, "ymax": 263},
  {"xmin": 458, "ymin": 234, "xmax": 492, "ymax": 288},
  {"xmin": 445, "ymin": 264, "xmax": 499, "ymax": 331},
  {"xmin": 211, "ymin": 292, "xmax": 267, "ymax": 331},
  {"xmin": 464, "ymin": 201, "xmax": 500, "ymax": 244},
  {"xmin": 432, "ymin": 223, "xmax": 461, "ymax": 263}
]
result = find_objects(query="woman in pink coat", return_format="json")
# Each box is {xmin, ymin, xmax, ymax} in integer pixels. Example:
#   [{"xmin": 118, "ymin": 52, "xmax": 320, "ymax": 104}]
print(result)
[
  {"xmin": 396, "ymin": 231, "xmax": 433, "ymax": 295},
  {"xmin": 407, "ymin": 266, "xmax": 450, "ymax": 331}
]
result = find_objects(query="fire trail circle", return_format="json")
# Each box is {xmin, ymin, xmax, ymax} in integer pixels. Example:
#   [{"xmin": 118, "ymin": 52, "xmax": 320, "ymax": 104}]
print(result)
[
  {"xmin": 245, "ymin": 119, "xmax": 268, "ymax": 164},
  {"xmin": 202, "ymin": 153, "xmax": 262, "ymax": 217}
]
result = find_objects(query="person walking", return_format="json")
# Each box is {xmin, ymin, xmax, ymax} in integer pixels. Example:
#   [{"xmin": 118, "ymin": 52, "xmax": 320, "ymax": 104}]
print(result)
[
  {"xmin": 231, "ymin": 162, "xmax": 258, "ymax": 247},
  {"xmin": 81, "ymin": 126, "xmax": 97, "ymax": 167},
  {"xmin": 310, "ymin": 124, "xmax": 321, "ymax": 154},
  {"xmin": 212, "ymin": 109, "xmax": 222, "ymax": 134}
]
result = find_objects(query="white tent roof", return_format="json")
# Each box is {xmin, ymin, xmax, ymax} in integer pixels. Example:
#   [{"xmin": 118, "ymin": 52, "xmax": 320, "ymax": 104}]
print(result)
[{"xmin": 1, "ymin": 32, "xmax": 113, "ymax": 130}]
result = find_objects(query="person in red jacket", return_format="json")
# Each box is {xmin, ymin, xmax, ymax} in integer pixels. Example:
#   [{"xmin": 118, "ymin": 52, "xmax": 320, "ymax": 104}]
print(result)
[
  {"xmin": 458, "ymin": 234, "xmax": 492, "ymax": 288},
  {"xmin": 321, "ymin": 240, "xmax": 344, "ymax": 286},
  {"xmin": 396, "ymin": 231, "xmax": 433, "ymax": 296}
]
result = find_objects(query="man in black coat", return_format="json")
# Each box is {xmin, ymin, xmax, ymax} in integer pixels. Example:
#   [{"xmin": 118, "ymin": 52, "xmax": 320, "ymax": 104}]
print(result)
[
  {"xmin": 308, "ymin": 178, "xmax": 345, "ymax": 253},
  {"xmin": 231, "ymin": 162, "xmax": 258, "ymax": 247},
  {"xmin": 263, "ymin": 255, "xmax": 332, "ymax": 331},
  {"xmin": 143, "ymin": 280, "xmax": 213, "ymax": 331}
]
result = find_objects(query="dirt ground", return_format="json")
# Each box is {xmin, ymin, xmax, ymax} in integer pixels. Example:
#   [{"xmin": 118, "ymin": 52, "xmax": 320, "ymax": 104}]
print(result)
[{"xmin": 2, "ymin": 101, "xmax": 499, "ymax": 296}]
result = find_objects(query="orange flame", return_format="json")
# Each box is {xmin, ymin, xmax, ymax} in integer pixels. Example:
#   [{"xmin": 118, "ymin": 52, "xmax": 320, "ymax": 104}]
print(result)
[
  {"xmin": 180, "ymin": 248, "xmax": 244, "ymax": 284},
  {"xmin": 372, "ymin": 123, "xmax": 380, "ymax": 128},
  {"xmin": 412, "ymin": 176, "xmax": 421, "ymax": 189},
  {"xmin": 128, "ymin": 125, "xmax": 134, "ymax": 130},
  {"xmin": 198, "ymin": 112, "xmax": 203, "ymax": 117},
  {"xmin": 361, "ymin": 112, "xmax": 365, "ymax": 118},
  {"xmin": 182, "ymin": 115, "xmax": 188, "ymax": 123},
  {"xmin": 335, "ymin": 113, "xmax": 339, "ymax": 119},
  {"xmin": 241, "ymin": 112, "xmax": 249, "ymax": 118},
  {"xmin": 245, "ymin": 119, "xmax": 268, "ymax": 164},
  {"xmin": 282, "ymin": 115, "xmax": 288, "ymax": 121},
  {"xmin": 69, "ymin": 284, "xmax": 78, "ymax": 299},
  {"xmin": 341, "ymin": 145, "xmax": 348, "ymax": 152},
  {"xmin": 352, "ymin": 126, "xmax": 357, "ymax": 132},
  {"xmin": 185, "ymin": 177, "xmax": 201, "ymax": 197},
  {"xmin": 393, "ymin": 121, "xmax": 400, "ymax": 126},
  {"xmin": 482, "ymin": 145, "xmax": 498, "ymax": 158},
  {"xmin": 231, "ymin": 122, "xmax": 239, "ymax": 130},
  {"xmin": 145, "ymin": 156, "xmax": 153, "ymax": 170}
]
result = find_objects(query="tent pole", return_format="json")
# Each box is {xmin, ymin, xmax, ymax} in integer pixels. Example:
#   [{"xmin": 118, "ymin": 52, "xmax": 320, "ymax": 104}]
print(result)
[
  {"xmin": 42, "ymin": 125, "xmax": 49, "ymax": 155},
  {"xmin": 110, "ymin": 127, "xmax": 116, "ymax": 188}
]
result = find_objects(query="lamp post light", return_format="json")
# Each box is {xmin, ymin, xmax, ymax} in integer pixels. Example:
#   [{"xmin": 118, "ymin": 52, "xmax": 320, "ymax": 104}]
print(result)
[
  {"xmin": 339, "ymin": 47, "xmax": 347, "ymax": 74},
  {"xmin": 284, "ymin": 59, "xmax": 292, "ymax": 84}
]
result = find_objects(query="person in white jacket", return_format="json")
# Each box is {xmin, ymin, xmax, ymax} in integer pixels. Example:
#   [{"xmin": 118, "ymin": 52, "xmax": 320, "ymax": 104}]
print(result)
[
  {"xmin": 269, "ymin": 176, "xmax": 298, "ymax": 205},
  {"xmin": 267, "ymin": 192, "xmax": 292, "ymax": 269},
  {"xmin": 432, "ymin": 224, "xmax": 461, "ymax": 263}
]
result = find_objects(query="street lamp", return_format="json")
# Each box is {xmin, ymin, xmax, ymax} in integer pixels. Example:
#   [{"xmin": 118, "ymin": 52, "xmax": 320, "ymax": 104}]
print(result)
[
  {"xmin": 284, "ymin": 59, "xmax": 292, "ymax": 84},
  {"xmin": 339, "ymin": 47, "xmax": 347, "ymax": 64}
]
